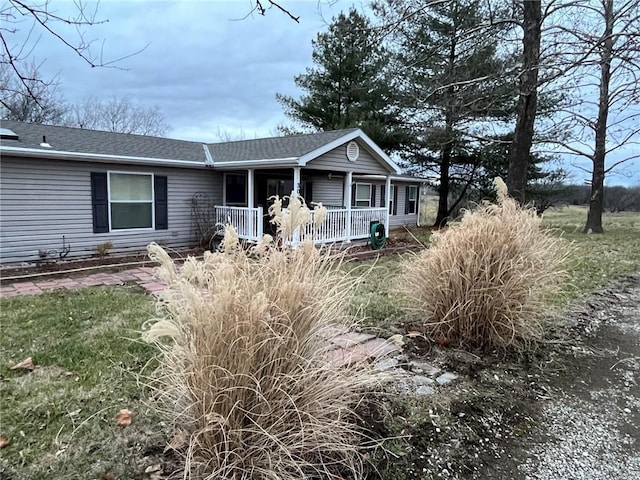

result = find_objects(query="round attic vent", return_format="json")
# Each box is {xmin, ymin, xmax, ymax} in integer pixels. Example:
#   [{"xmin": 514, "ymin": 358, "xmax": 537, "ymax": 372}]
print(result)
[{"xmin": 346, "ymin": 141, "xmax": 360, "ymax": 162}]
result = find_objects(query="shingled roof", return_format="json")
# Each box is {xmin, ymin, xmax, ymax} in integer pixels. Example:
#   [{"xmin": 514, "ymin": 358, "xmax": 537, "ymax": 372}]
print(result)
[
  {"xmin": 0, "ymin": 121, "xmax": 399, "ymax": 173},
  {"xmin": 0, "ymin": 120, "xmax": 207, "ymax": 163},
  {"xmin": 206, "ymin": 128, "xmax": 359, "ymax": 162}
]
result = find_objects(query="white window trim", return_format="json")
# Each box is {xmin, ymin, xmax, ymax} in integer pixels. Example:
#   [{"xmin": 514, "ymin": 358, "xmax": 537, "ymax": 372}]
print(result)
[
  {"xmin": 107, "ymin": 171, "xmax": 155, "ymax": 232},
  {"xmin": 355, "ymin": 183, "xmax": 372, "ymax": 207},
  {"xmin": 389, "ymin": 185, "xmax": 396, "ymax": 216},
  {"xmin": 408, "ymin": 185, "xmax": 418, "ymax": 215}
]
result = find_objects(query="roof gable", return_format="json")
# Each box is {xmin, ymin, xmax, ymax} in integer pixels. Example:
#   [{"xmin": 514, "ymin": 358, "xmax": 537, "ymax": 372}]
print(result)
[
  {"xmin": 209, "ymin": 128, "xmax": 401, "ymax": 174},
  {"xmin": 206, "ymin": 129, "xmax": 358, "ymax": 163}
]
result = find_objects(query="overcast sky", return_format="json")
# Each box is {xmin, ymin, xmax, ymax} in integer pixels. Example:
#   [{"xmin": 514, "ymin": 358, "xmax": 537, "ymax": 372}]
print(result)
[
  {"xmin": 15, "ymin": 0, "xmax": 351, "ymax": 141},
  {"xmin": 6, "ymin": 0, "xmax": 639, "ymax": 185}
]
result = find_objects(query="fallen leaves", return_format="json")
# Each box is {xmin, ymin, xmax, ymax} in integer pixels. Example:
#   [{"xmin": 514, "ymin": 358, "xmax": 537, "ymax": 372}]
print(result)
[
  {"xmin": 0, "ymin": 435, "xmax": 9, "ymax": 449},
  {"xmin": 114, "ymin": 409, "xmax": 133, "ymax": 427},
  {"xmin": 10, "ymin": 357, "xmax": 34, "ymax": 371}
]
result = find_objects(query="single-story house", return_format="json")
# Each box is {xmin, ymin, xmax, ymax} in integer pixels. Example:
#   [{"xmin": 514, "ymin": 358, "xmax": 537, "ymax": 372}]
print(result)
[{"xmin": 0, "ymin": 120, "xmax": 423, "ymax": 264}]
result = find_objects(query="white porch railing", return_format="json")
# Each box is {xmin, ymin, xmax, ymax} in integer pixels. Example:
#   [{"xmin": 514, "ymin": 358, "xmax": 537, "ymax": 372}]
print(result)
[
  {"xmin": 305, "ymin": 207, "xmax": 387, "ymax": 244},
  {"xmin": 213, "ymin": 206, "xmax": 263, "ymax": 242},
  {"xmin": 310, "ymin": 208, "xmax": 348, "ymax": 243},
  {"xmin": 214, "ymin": 206, "xmax": 387, "ymax": 245},
  {"xmin": 348, "ymin": 208, "xmax": 387, "ymax": 240}
]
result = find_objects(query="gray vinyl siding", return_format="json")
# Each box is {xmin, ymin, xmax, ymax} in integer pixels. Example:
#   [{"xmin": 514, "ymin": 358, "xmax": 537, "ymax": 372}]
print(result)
[
  {"xmin": 308, "ymin": 175, "xmax": 344, "ymax": 207},
  {"xmin": 352, "ymin": 181, "xmax": 420, "ymax": 228},
  {"xmin": 0, "ymin": 156, "xmax": 221, "ymax": 264},
  {"xmin": 389, "ymin": 182, "xmax": 420, "ymax": 227},
  {"xmin": 348, "ymin": 181, "xmax": 420, "ymax": 228},
  {"xmin": 306, "ymin": 141, "xmax": 390, "ymax": 175}
]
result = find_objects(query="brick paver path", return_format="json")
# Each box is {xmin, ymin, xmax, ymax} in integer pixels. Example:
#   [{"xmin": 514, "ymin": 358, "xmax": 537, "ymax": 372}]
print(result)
[
  {"xmin": 0, "ymin": 267, "xmax": 166, "ymax": 298},
  {"xmin": 0, "ymin": 266, "xmax": 401, "ymax": 366}
]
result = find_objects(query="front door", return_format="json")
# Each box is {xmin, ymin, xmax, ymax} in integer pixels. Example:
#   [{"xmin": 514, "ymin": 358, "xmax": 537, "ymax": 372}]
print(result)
[{"xmin": 256, "ymin": 177, "xmax": 294, "ymax": 235}]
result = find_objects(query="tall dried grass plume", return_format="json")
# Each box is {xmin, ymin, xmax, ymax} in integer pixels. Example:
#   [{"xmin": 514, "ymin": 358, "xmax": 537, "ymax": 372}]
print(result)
[
  {"xmin": 400, "ymin": 178, "xmax": 569, "ymax": 351},
  {"xmin": 143, "ymin": 195, "xmax": 378, "ymax": 479},
  {"xmin": 268, "ymin": 194, "xmax": 328, "ymax": 244}
]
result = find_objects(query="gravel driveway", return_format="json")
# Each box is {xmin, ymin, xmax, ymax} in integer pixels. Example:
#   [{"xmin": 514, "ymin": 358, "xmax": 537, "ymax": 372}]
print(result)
[{"xmin": 504, "ymin": 274, "xmax": 640, "ymax": 479}]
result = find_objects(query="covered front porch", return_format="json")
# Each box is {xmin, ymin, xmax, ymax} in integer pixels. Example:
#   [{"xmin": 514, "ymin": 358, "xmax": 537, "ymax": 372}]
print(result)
[{"xmin": 212, "ymin": 166, "xmax": 392, "ymax": 245}]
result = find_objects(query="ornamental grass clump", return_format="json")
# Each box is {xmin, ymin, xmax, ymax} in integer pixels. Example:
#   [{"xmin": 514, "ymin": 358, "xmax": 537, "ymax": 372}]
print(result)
[
  {"xmin": 143, "ymin": 196, "xmax": 377, "ymax": 480},
  {"xmin": 400, "ymin": 178, "xmax": 569, "ymax": 351}
]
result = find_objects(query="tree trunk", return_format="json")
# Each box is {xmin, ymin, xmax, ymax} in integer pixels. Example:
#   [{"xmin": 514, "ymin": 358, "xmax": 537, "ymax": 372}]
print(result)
[
  {"xmin": 584, "ymin": 0, "xmax": 613, "ymax": 234},
  {"xmin": 435, "ymin": 143, "xmax": 452, "ymax": 227},
  {"xmin": 434, "ymin": 30, "xmax": 458, "ymax": 228},
  {"xmin": 507, "ymin": 0, "xmax": 542, "ymax": 204},
  {"xmin": 447, "ymin": 165, "xmax": 478, "ymax": 218}
]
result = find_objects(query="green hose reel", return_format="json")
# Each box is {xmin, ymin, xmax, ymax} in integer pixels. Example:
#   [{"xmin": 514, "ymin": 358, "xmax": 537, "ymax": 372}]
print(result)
[{"xmin": 370, "ymin": 221, "xmax": 387, "ymax": 250}]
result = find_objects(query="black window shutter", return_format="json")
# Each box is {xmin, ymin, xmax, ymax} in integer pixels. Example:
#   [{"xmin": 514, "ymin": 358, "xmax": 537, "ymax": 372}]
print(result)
[
  {"xmin": 380, "ymin": 185, "xmax": 386, "ymax": 208},
  {"xmin": 371, "ymin": 185, "xmax": 376, "ymax": 206},
  {"xmin": 404, "ymin": 186, "xmax": 410, "ymax": 215},
  {"xmin": 351, "ymin": 183, "xmax": 356, "ymax": 207},
  {"xmin": 393, "ymin": 186, "xmax": 398, "ymax": 215},
  {"xmin": 154, "ymin": 175, "xmax": 168, "ymax": 230},
  {"xmin": 90, "ymin": 172, "xmax": 109, "ymax": 233}
]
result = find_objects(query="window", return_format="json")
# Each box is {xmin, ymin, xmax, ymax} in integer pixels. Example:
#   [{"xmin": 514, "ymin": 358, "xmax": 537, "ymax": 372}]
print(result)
[
  {"xmin": 91, "ymin": 172, "xmax": 167, "ymax": 233},
  {"xmin": 407, "ymin": 185, "xmax": 418, "ymax": 215},
  {"xmin": 225, "ymin": 174, "xmax": 247, "ymax": 206},
  {"xmin": 355, "ymin": 183, "xmax": 371, "ymax": 207},
  {"xmin": 109, "ymin": 172, "xmax": 153, "ymax": 229},
  {"xmin": 389, "ymin": 185, "xmax": 396, "ymax": 215}
]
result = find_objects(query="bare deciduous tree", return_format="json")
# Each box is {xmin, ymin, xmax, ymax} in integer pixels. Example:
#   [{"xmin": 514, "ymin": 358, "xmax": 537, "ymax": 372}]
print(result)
[
  {"xmin": 546, "ymin": 0, "xmax": 640, "ymax": 233},
  {"xmin": 64, "ymin": 96, "xmax": 170, "ymax": 136},
  {"xmin": 0, "ymin": 62, "xmax": 67, "ymax": 123},
  {"xmin": 0, "ymin": 1, "xmax": 148, "ymax": 107}
]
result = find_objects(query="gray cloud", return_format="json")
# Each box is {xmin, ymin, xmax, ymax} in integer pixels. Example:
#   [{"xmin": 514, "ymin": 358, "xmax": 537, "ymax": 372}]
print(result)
[{"xmin": 23, "ymin": 1, "xmax": 341, "ymax": 141}]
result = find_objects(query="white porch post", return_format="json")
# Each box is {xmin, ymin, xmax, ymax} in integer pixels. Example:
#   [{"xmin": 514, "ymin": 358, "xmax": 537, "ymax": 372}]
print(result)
[
  {"xmin": 247, "ymin": 169, "xmax": 255, "ymax": 240},
  {"xmin": 292, "ymin": 167, "xmax": 301, "ymax": 196},
  {"xmin": 344, "ymin": 171, "xmax": 353, "ymax": 243},
  {"xmin": 385, "ymin": 175, "xmax": 391, "ymax": 238},
  {"xmin": 292, "ymin": 167, "xmax": 302, "ymax": 247}
]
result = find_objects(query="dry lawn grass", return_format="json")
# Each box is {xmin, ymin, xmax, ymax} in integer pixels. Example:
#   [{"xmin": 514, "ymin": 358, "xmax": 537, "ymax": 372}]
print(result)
[
  {"xmin": 143, "ymin": 198, "xmax": 380, "ymax": 479},
  {"xmin": 399, "ymin": 179, "xmax": 570, "ymax": 351}
]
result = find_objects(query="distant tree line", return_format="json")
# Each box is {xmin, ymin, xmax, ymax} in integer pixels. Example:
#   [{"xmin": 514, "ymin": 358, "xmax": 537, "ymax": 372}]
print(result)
[
  {"xmin": 0, "ymin": 64, "xmax": 169, "ymax": 136},
  {"xmin": 546, "ymin": 184, "xmax": 640, "ymax": 212}
]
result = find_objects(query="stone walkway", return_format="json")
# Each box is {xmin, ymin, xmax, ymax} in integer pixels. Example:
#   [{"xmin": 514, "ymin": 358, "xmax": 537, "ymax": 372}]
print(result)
[{"xmin": 0, "ymin": 266, "xmax": 402, "ymax": 366}]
